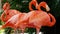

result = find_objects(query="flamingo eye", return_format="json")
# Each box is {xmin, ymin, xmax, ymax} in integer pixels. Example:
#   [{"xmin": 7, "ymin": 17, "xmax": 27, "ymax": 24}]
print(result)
[{"xmin": 7, "ymin": 13, "xmax": 9, "ymax": 15}]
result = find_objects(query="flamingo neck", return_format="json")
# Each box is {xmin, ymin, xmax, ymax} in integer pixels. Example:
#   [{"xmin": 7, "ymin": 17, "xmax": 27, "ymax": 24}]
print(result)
[{"xmin": 38, "ymin": 2, "xmax": 46, "ymax": 11}]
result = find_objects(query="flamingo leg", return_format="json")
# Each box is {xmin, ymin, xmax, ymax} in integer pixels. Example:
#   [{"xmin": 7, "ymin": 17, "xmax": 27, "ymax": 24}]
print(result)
[
  {"xmin": 21, "ymin": 29, "xmax": 25, "ymax": 34},
  {"xmin": 14, "ymin": 29, "xmax": 19, "ymax": 34},
  {"xmin": 36, "ymin": 28, "xmax": 40, "ymax": 34},
  {"xmin": 36, "ymin": 26, "xmax": 41, "ymax": 34}
]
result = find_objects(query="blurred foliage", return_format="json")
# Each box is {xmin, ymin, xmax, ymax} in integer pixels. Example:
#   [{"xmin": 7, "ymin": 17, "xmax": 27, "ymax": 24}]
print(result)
[
  {"xmin": 0, "ymin": 0, "xmax": 59, "ymax": 34},
  {"xmin": 0, "ymin": 29, "xmax": 5, "ymax": 34}
]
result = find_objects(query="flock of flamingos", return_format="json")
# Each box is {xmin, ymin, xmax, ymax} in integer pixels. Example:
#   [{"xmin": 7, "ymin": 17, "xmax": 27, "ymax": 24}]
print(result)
[{"xmin": 0, "ymin": 0, "xmax": 56, "ymax": 34}]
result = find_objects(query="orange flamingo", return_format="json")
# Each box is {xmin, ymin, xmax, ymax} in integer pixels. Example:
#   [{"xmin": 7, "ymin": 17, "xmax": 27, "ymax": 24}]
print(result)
[
  {"xmin": 0, "ymin": 1, "xmax": 56, "ymax": 34},
  {"xmin": 0, "ymin": 2, "xmax": 22, "ymax": 34}
]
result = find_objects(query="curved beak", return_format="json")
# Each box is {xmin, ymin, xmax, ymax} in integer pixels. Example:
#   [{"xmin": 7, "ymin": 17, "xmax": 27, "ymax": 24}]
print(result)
[{"xmin": 46, "ymin": 4, "xmax": 50, "ymax": 11}]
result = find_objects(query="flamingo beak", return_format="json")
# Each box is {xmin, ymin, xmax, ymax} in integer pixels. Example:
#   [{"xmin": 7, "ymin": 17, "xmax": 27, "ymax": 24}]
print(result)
[{"xmin": 46, "ymin": 4, "xmax": 50, "ymax": 11}]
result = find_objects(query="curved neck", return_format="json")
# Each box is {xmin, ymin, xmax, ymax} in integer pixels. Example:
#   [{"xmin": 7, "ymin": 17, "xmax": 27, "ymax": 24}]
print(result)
[
  {"xmin": 33, "ymin": 0, "xmax": 38, "ymax": 9},
  {"xmin": 1, "ymin": 12, "xmax": 6, "ymax": 22},
  {"xmin": 37, "ymin": 2, "xmax": 46, "ymax": 11}
]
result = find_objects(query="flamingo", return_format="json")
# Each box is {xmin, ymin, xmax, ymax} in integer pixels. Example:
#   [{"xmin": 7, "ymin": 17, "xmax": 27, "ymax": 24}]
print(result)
[
  {"xmin": 0, "ymin": 1, "xmax": 56, "ymax": 34},
  {"xmin": 0, "ymin": 2, "xmax": 22, "ymax": 34}
]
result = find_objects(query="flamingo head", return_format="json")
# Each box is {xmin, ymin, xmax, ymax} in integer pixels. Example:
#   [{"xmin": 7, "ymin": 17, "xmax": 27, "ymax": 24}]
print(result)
[
  {"xmin": 38, "ymin": 1, "xmax": 50, "ymax": 11},
  {"xmin": 3, "ymin": 2, "xmax": 10, "ymax": 10}
]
